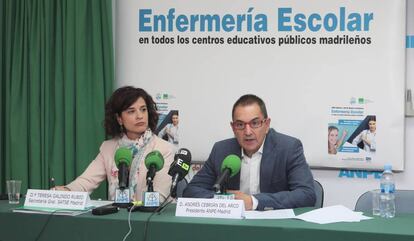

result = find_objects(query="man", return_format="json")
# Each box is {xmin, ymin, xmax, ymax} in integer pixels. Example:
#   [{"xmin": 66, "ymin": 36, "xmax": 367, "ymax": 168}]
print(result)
[{"xmin": 183, "ymin": 94, "xmax": 316, "ymax": 210}]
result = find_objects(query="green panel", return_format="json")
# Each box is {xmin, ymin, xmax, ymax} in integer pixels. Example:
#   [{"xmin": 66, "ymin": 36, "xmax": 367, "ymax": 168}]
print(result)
[
  {"xmin": 1, "ymin": 203, "xmax": 414, "ymax": 241},
  {"xmin": 0, "ymin": 0, "xmax": 114, "ymax": 199}
]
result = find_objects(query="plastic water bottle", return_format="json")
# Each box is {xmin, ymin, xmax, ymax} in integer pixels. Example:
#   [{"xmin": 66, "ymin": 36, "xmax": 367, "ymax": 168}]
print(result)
[{"xmin": 379, "ymin": 164, "xmax": 395, "ymax": 218}]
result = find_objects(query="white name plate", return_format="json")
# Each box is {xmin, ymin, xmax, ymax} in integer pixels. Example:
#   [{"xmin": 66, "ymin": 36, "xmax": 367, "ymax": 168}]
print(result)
[
  {"xmin": 213, "ymin": 193, "xmax": 235, "ymax": 200},
  {"xmin": 175, "ymin": 198, "xmax": 244, "ymax": 219},
  {"xmin": 115, "ymin": 188, "xmax": 131, "ymax": 203},
  {"xmin": 25, "ymin": 189, "xmax": 90, "ymax": 210},
  {"xmin": 143, "ymin": 191, "xmax": 160, "ymax": 207}
]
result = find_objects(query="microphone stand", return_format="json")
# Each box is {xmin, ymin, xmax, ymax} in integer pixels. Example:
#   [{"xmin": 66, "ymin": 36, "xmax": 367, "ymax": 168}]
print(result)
[
  {"xmin": 130, "ymin": 178, "xmax": 158, "ymax": 212},
  {"xmin": 147, "ymin": 178, "xmax": 154, "ymax": 192},
  {"xmin": 170, "ymin": 174, "xmax": 180, "ymax": 198},
  {"xmin": 113, "ymin": 186, "xmax": 133, "ymax": 209},
  {"xmin": 219, "ymin": 175, "xmax": 229, "ymax": 194}
]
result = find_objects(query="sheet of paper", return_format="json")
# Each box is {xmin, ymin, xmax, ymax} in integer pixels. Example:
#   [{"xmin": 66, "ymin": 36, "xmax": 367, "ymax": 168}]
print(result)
[
  {"xmin": 13, "ymin": 208, "xmax": 90, "ymax": 216},
  {"xmin": 295, "ymin": 205, "xmax": 373, "ymax": 224},
  {"xmin": 12, "ymin": 199, "xmax": 114, "ymax": 216},
  {"xmin": 244, "ymin": 209, "xmax": 295, "ymax": 219},
  {"xmin": 88, "ymin": 200, "xmax": 114, "ymax": 208}
]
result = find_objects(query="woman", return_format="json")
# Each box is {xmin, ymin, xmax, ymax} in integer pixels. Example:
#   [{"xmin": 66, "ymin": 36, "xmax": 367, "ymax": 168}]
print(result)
[
  {"xmin": 352, "ymin": 117, "xmax": 376, "ymax": 153},
  {"xmin": 328, "ymin": 126, "xmax": 347, "ymax": 155},
  {"xmin": 55, "ymin": 86, "xmax": 174, "ymax": 202},
  {"xmin": 158, "ymin": 111, "xmax": 179, "ymax": 147}
]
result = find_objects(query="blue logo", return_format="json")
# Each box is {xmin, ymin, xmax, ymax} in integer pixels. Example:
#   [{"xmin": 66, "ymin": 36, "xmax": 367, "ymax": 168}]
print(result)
[{"xmin": 338, "ymin": 169, "xmax": 381, "ymax": 179}]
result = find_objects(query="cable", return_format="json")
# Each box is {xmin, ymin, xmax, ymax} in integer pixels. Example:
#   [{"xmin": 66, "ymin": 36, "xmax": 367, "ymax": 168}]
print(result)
[
  {"xmin": 142, "ymin": 193, "xmax": 172, "ymax": 241},
  {"xmin": 155, "ymin": 193, "xmax": 172, "ymax": 213},
  {"xmin": 121, "ymin": 193, "xmax": 173, "ymax": 241},
  {"xmin": 34, "ymin": 210, "xmax": 59, "ymax": 241},
  {"xmin": 156, "ymin": 199, "xmax": 173, "ymax": 215},
  {"xmin": 122, "ymin": 206, "xmax": 134, "ymax": 241}
]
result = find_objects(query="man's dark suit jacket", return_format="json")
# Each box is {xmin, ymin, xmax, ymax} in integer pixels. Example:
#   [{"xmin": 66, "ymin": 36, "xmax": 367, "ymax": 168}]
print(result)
[{"xmin": 183, "ymin": 128, "xmax": 316, "ymax": 210}]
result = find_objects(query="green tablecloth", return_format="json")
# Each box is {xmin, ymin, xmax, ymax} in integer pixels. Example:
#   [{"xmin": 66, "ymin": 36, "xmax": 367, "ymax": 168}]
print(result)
[{"xmin": 1, "ymin": 200, "xmax": 413, "ymax": 241}]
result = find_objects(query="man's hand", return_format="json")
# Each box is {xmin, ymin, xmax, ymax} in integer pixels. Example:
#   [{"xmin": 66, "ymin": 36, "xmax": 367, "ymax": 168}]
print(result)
[{"xmin": 228, "ymin": 190, "xmax": 253, "ymax": 210}]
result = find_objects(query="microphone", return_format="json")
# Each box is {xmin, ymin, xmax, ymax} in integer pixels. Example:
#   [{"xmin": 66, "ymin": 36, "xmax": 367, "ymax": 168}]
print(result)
[
  {"xmin": 114, "ymin": 147, "xmax": 133, "ymax": 190},
  {"xmin": 213, "ymin": 155, "xmax": 241, "ymax": 193},
  {"xmin": 144, "ymin": 150, "xmax": 165, "ymax": 192},
  {"xmin": 168, "ymin": 148, "xmax": 192, "ymax": 198}
]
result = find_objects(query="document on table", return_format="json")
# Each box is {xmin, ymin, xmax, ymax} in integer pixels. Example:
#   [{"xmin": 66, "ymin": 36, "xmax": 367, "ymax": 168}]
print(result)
[
  {"xmin": 244, "ymin": 209, "xmax": 295, "ymax": 219},
  {"xmin": 12, "ymin": 200, "xmax": 113, "ymax": 216},
  {"xmin": 295, "ymin": 205, "xmax": 372, "ymax": 224}
]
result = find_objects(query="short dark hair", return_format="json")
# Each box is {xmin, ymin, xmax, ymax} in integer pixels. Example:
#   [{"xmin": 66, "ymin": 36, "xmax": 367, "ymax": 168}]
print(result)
[
  {"xmin": 104, "ymin": 86, "xmax": 158, "ymax": 137},
  {"xmin": 232, "ymin": 94, "xmax": 268, "ymax": 120},
  {"xmin": 171, "ymin": 110, "xmax": 179, "ymax": 117}
]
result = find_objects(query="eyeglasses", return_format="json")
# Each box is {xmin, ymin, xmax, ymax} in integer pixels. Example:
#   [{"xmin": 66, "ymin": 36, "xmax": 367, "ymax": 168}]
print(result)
[{"xmin": 232, "ymin": 118, "xmax": 267, "ymax": 130}]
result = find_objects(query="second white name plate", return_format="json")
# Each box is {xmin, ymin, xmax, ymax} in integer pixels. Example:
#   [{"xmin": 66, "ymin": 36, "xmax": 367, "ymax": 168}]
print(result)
[
  {"xmin": 175, "ymin": 197, "xmax": 244, "ymax": 219},
  {"xmin": 25, "ymin": 189, "xmax": 90, "ymax": 210}
]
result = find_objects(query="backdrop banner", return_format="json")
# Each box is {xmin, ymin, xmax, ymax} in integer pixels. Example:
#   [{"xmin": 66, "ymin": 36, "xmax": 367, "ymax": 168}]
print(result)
[{"xmin": 116, "ymin": 0, "xmax": 405, "ymax": 170}]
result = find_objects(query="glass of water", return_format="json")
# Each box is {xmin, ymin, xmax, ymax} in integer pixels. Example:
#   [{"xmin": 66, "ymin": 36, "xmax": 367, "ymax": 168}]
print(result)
[
  {"xmin": 6, "ymin": 180, "xmax": 22, "ymax": 204},
  {"xmin": 371, "ymin": 190, "xmax": 381, "ymax": 216}
]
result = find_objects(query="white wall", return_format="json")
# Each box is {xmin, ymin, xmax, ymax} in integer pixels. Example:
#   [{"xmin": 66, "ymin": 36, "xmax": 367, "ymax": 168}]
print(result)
[{"xmin": 314, "ymin": 0, "xmax": 414, "ymax": 208}]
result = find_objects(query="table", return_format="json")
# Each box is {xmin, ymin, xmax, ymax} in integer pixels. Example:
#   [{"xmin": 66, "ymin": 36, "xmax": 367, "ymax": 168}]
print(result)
[{"xmin": 1, "ymin": 200, "xmax": 413, "ymax": 241}]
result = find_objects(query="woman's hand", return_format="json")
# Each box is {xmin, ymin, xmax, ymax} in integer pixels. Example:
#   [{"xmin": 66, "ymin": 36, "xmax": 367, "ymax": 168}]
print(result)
[
  {"xmin": 52, "ymin": 186, "xmax": 70, "ymax": 191},
  {"xmin": 362, "ymin": 134, "xmax": 371, "ymax": 145}
]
